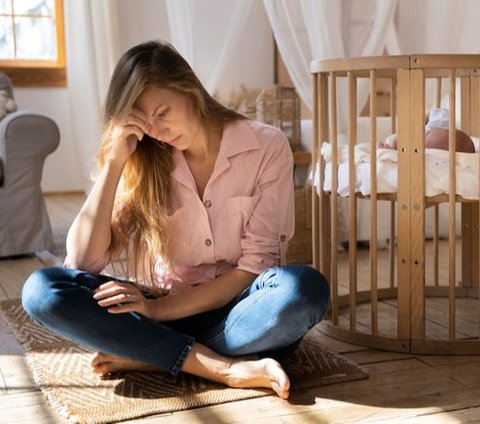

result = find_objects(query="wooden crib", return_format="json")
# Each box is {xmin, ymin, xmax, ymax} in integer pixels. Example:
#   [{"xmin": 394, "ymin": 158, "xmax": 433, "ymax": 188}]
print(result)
[{"xmin": 311, "ymin": 55, "xmax": 480, "ymax": 354}]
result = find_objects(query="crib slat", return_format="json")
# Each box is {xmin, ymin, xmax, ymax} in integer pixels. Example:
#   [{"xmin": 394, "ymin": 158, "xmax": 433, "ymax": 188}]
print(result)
[
  {"xmin": 329, "ymin": 72, "xmax": 339, "ymax": 326},
  {"xmin": 312, "ymin": 73, "xmax": 320, "ymax": 271},
  {"xmin": 409, "ymin": 70, "xmax": 426, "ymax": 341},
  {"xmin": 434, "ymin": 208, "xmax": 439, "ymax": 287},
  {"xmin": 449, "ymin": 70, "xmax": 457, "ymax": 342},
  {"xmin": 390, "ymin": 202, "xmax": 395, "ymax": 289},
  {"xmin": 435, "ymin": 77, "xmax": 442, "ymax": 108},
  {"xmin": 348, "ymin": 72, "xmax": 357, "ymax": 331},
  {"xmin": 396, "ymin": 69, "xmax": 412, "ymax": 340},
  {"xmin": 319, "ymin": 74, "xmax": 330, "ymax": 278},
  {"xmin": 433, "ymin": 77, "xmax": 442, "ymax": 287},
  {"xmin": 389, "ymin": 78, "xmax": 396, "ymax": 289},
  {"xmin": 477, "ymin": 75, "xmax": 480, "ymax": 338},
  {"xmin": 370, "ymin": 70, "xmax": 378, "ymax": 336}
]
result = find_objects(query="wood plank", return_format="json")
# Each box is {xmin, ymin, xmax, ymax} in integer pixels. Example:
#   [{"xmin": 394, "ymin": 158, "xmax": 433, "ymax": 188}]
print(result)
[
  {"xmin": 0, "ymin": 316, "xmax": 23, "ymax": 356},
  {"xmin": 308, "ymin": 327, "xmax": 368, "ymax": 354},
  {"xmin": 0, "ymin": 256, "xmax": 43, "ymax": 299},
  {"xmin": 0, "ymin": 355, "xmax": 37, "ymax": 395},
  {"xmin": 0, "ymin": 391, "xmax": 69, "ymax": 423},
  {"xmin": 344, "ymin": 349, "xmax": 415, "ymax": 365},
  {"xmin": 365, "ymin": 358, "xmax": 428, "ymax": 376},
  {"xmin": 417, "ymin": 354, "xmax": 480, "ymax": 367},
  {"xmin": 384, "ymin": 407, "xmax": 480, "ymax": 424}
]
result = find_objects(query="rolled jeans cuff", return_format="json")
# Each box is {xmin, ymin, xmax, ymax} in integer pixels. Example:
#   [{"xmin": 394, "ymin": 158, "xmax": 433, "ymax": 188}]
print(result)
[{"xmin": 169, "ymin": 335, "xmax": 195, "ymax": 376}]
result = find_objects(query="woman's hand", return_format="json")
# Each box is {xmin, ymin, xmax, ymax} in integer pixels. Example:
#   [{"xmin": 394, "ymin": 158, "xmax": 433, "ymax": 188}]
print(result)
[
  {"xmin": 93, "ymin": 280, "xmax": 157, "ymax": 320},
  {"xmin": 108, "ymin": 109, "xmax": 149, "ymax": 163}
]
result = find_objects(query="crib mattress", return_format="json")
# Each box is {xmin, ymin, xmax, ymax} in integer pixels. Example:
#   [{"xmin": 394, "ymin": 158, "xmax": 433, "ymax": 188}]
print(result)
[{"xmin": 318, "ymin": 141, "xmax": 480, "ymax": 200}]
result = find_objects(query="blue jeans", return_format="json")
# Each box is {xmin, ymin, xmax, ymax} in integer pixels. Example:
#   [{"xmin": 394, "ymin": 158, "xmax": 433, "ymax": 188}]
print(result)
[{"xmin": 22, "ymin": 265, "xmax": 329, "ymax": 376}]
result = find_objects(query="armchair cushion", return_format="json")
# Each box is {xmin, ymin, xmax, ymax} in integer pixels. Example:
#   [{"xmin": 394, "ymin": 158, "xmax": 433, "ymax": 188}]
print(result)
[{"xmin": 0, "ymin": 71, "xmax": 60, "ymax": 256}]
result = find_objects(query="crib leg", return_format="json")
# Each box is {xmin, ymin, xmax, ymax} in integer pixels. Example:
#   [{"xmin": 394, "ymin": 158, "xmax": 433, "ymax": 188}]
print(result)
[{"xmin": 461, "ymin": 203, "xmax": 479, "ymax": 288}]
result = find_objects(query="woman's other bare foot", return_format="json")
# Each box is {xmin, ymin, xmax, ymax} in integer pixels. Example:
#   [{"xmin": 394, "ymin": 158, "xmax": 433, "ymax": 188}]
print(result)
[{"xmin": 90, "ymin": 352, "xmax": 160, "ymax": 377}]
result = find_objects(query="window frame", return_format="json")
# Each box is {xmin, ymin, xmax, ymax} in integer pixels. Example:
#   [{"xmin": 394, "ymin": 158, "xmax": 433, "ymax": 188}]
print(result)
[{"xmin": 0, "ymin": 0, "xmax": 66, "ymax": 87}]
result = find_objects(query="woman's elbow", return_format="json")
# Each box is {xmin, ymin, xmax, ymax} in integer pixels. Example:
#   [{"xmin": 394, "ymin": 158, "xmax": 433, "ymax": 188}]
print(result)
[{"xmin": 64, "ymin": 252, "xmax": 107, "ymax": 274}]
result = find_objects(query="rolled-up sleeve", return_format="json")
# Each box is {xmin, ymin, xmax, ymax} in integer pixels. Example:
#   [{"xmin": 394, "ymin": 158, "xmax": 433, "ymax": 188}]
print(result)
[{"xmin": 236, "ymin": 131, "xmax": 295, "ymax": 275}]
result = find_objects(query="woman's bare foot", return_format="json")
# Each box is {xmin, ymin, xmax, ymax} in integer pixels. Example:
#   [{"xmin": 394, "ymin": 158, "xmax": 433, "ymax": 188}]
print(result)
[
  {"xmin": 90, "ymin": 352, "xmax": 160, "ymax": 376},
  {"xmin": 182, "ymin": 344, "xmax": 290, "ymax": 399},
  {"xmin": 221, "ymin": 357, "xmax": 290, "ymax": 399}
]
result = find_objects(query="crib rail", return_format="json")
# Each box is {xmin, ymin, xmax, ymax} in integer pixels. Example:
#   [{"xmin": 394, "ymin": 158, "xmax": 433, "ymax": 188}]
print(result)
[{"xmin": 312, "ymin": 54, "xmax": 480, "ymax": 354}]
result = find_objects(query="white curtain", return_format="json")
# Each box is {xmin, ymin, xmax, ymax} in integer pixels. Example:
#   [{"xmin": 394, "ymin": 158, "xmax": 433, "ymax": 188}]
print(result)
[
  {"xmin": 388, "ymin": 0, "xmax": 480, "ymax": 109},
  {"xmin": 393, "ymin": 0, "xmax": 480, "ymax": 55},
  {"xmin": 89, "ymin": 0, "xmax": 121, "ymax": 106},
  {"xmin": 263, "ymin": 0, "xmax": 397, "ymax": 127},
  {"xmin": 64, "ymin": 0, "xmax": 120, "ymax": 190},
  {"xmin": 165, "ymin": 0, "xmax": 254, "ymax": 95}
]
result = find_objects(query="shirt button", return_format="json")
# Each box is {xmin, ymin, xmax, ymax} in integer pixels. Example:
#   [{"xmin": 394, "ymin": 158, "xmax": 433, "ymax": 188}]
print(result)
[
  {"xmin": 205, "ymin": 239, "xmax": 212, "ymax": 247},
  {"xmin": 280, "ymin": 235, "xmax": 287, "ymax": 242},
  {"xmin": 204, "ymin": 200, "xmax": 212, "ymax": 208}
]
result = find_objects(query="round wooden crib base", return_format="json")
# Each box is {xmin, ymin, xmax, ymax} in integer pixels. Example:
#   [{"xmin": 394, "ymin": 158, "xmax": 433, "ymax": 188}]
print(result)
[{"xmin": 320, "ymin": 287, "xmax": 480, "ymax": 355}]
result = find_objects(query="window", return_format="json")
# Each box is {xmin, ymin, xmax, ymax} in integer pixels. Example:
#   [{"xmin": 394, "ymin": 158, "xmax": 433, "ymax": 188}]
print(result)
[{"xmin": 0, "ymin": 0, "xmax": 66, "ymax": 86}]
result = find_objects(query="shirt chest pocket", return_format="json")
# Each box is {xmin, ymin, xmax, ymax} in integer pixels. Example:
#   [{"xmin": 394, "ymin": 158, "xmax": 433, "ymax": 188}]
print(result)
[{"xmin": 226, "ymin": 195, "xmax": 259, "ymax": 240}]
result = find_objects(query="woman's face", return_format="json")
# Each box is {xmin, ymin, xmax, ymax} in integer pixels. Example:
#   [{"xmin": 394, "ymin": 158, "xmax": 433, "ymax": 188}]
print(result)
[{"xmin": 133, "ymin": 86, "xmax": 202, "ymax": 151}]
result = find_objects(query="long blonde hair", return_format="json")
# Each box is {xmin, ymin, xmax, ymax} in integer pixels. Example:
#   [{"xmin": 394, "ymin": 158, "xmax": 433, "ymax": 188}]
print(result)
[{"xmin": 97, "ymin": 40, "xmax": 245, "ymax": 286}]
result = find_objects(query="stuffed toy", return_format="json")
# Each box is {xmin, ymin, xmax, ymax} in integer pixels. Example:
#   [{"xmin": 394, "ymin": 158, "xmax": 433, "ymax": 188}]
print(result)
[{"xmin": 0, "ymin": 89, "xmax": 17, "ymax": 120}]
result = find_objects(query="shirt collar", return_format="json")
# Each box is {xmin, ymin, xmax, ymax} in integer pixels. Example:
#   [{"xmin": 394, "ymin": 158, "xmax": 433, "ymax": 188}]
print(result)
[
  {"xmin": 171, "ymin": 119, "xmax": 261, "ymax": 188},
  {"xmin": 220, "ymin": 119, "xmax": 261, "ymax": 159}
]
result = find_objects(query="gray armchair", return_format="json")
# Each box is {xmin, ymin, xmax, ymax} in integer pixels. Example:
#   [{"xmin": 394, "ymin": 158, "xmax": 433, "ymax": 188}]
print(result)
[{"xmin": 0, "ymin": 72, "xmax": 60, "ymax": 257}]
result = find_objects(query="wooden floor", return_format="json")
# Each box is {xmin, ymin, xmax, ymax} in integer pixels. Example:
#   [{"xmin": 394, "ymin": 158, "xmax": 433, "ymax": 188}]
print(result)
[{"xmin": 2, "ymin": 193, "xmax": 480, "ymax": 423}]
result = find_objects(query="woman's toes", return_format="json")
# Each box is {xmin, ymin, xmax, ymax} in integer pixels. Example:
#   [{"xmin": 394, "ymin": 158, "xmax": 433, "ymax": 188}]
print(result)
[
  {"xmin": 271, "ymin": 381, "xmax": 289, "ymax": 399},
  {"xmin": 90, "ymin": 351, "xmax": 108, "ymax": 367}
]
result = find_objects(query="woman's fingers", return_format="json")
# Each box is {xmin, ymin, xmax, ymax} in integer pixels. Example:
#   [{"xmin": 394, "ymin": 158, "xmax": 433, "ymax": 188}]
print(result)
[
  {"xmin": 93, "ymin": 280, "xmax": 150, "ymax": 314},
  {"xmin": 125, "ymin": 113, "xmax": 149, "ymax": 134},
  {"xmin": 104, "ymin": 302, "xmax": 143, "ymax": 314},
  {"xmin": 94, "ymin": 281, "xmax": 139, "ymax": 300},
  {"xmin": 123, "ymin": 124, "xmax": 145, "ymax": 142},
  {"xmin": 96, "ymin": 293, "xmax": 138, "ymax": 307}
]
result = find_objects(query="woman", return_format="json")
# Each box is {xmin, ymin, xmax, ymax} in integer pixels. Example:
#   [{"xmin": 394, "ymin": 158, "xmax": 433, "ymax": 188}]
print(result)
[{"xmin": 22, "ymin": 40, "xmax": 329, "ymax": 399}]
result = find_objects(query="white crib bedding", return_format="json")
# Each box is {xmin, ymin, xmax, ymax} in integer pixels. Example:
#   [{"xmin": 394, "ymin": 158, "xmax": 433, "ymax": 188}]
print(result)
[{"xmin": 318, "ymin": 141, "xmax": 480, "ymax": 200}]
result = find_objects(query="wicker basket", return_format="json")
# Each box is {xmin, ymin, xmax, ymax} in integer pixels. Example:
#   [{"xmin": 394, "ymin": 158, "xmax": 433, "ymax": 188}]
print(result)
[
  {"xmin": 286, "ymin": 186, "xmax": 313, "ymax": 264},
  {"xmin": 256, "ymin": 86, "xmax": 301, "ymax": 151}
]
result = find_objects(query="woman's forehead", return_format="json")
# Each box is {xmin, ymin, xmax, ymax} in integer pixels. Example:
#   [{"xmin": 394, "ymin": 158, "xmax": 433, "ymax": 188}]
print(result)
[{"xmin": 135, "ymin": 86, "xmax": 174, "ymax": 109}]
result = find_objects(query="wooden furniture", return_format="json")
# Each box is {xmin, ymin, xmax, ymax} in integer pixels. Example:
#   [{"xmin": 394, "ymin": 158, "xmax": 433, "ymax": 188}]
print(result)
[
  {"xmin": 256, "ymin": 85, "xmax": 302, "ymax": 151},
  {"xmin": 311, "ymin": 55, "xmax": 480, "ymax": 354}
]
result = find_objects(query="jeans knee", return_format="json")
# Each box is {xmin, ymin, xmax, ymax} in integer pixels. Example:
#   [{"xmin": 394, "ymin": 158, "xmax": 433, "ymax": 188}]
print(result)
[
  {"xmin": 22, "ymin": 267, "xmax": 66, "ymax": 322},
  {"xmin": 284, "ymin": 265, "xmax": 330, "ymax": 322}
]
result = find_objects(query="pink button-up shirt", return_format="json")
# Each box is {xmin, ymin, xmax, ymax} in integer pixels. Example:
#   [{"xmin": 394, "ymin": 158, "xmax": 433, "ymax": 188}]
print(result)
[{"xmin": 159, "ymin": 119, "xmax": 295, "ymax": 293}]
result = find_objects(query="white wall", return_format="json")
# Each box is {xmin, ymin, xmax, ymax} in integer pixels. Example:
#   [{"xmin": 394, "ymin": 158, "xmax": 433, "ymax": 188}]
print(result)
[
  {"xmin": 14, "ymin": 87, "xmax": 84, "ymax": 192},
  {"xmin": 15, "ymin": 0, "xmax": 274, "ymax": 193}
]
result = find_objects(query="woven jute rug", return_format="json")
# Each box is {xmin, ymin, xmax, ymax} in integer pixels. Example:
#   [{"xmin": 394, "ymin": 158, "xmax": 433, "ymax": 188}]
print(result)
[{"xmin": 0, "ymin": 299, "xmax": 368, "ymax": 424}]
